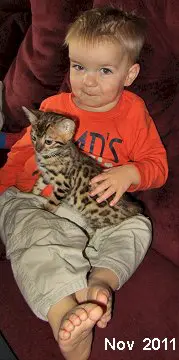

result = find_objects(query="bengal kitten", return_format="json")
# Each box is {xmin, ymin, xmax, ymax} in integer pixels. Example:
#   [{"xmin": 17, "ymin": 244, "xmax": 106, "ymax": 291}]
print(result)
[{"xmin": 22, "ymin": 107, "xmax": 143, "ymax": 230}]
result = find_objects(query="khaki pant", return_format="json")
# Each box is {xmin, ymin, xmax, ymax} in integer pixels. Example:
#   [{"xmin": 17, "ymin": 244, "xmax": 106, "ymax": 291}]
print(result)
[{"xmin": 0, "ymin": 187, "xmax": 152, "ymax": 320}]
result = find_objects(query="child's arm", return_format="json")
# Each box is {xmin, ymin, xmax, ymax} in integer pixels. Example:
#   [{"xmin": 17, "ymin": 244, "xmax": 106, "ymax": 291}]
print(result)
[
  {"xmin": 0, "ymin": 127, "xmax": 37, "ymax": 194},
  {"xmin": 90, "ymin": 99, "xmax": 168, "ymax": 206}
]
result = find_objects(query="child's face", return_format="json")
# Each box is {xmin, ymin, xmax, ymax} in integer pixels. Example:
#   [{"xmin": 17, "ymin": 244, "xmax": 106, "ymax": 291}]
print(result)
[{"xmin": 69, "ymin": 39, "xmax": 137, "ymax": 112}]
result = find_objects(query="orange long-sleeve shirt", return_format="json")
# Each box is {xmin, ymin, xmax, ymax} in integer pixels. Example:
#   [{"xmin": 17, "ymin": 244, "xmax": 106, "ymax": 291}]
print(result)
[{"xmin": 0, "ymin": 90, "xmax": 168, "ymax": 194}]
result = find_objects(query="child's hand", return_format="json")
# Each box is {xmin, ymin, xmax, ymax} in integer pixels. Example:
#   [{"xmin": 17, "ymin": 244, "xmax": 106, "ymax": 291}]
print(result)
[{"xmin": 89, "ymin": 164, "xmax": 140, "ymax": 206}]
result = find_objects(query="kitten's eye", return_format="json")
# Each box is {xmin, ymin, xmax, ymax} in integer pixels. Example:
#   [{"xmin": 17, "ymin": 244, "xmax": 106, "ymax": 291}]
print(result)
[
  {"xmin": 31, "ymin": 135, "xmax": 36, "ymax": 141},
  {"xmin": 45, "ymin": 139, "xmax": 53, "ymax": 145}
]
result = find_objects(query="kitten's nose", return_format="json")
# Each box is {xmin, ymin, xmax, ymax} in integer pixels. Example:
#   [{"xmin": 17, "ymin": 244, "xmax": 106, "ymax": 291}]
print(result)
[{"xmin": 35, "ymin": 143, "xmax": 44, "ymax": 152}]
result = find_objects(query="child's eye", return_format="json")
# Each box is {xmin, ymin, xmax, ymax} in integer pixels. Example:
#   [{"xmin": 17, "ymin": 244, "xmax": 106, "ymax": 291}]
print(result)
[
  {"xmin": 45, "ymin": 139, "xmax": 53, "ymax": 145},
  {"xmin": 100, "ymin": 68, "xmax": 112, "ymax": 75},
  {"xmin": 72, "ymin": 64, "xmax": 84, "ymax": 71}
]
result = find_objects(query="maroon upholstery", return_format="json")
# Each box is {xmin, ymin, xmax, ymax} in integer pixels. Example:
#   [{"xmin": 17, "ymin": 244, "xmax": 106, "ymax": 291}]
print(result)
[
  {"xmin": 2, "ymin": 0, "xmax": 92, "ymax": 132},
  {"xmin": 0, "ymin": 1, "xmax": 179, "ymax": 359},
  {"xmin": 0, "ymin": 4, "xmax": 30, "ymax": 81}
]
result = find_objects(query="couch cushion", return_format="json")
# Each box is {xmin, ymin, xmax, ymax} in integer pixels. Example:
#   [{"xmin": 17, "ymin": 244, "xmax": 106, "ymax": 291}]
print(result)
[
  {"xmin": 0, "ymin": 9, "xmax": 30, "ymax": 81},
  {"xmin": 3, "ymin": 0, "xmax": 92, "ymax": 132},
  {"xmin": 0, "ymin": 1, "xmax": 30, "ymax": 11}
]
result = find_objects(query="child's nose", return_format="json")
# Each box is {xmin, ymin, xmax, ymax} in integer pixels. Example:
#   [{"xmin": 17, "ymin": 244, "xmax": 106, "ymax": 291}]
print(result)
[{"xmin": 83, "ymin": 72, "xmax": 97, "ymax": 87}]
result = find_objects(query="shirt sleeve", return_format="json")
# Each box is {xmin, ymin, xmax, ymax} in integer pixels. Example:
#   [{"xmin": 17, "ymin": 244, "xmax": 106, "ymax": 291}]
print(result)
[
  {"xmin": 0, "ymin": 95, "xmax": 60, "ymax": 194},
  {"xmin": 0, "ymin": 127, "xmax": 37, "ymax": 193},
  {"xmin": 40, "ymin": 98, "xmax": 50, "ymax": 111},
  {"xmin": 39, "ymin": 94, "xmax": 62, "ymax": 112},
  {"xmin": 126, "ymin": 98, "xmax": 168, "ymax": 192}
]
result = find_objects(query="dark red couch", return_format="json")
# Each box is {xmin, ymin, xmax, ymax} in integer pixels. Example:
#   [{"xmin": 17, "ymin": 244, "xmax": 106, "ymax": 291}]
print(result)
[{"xmin": 0, "ymin": 1, "xmax": 179, "ymax": 359}]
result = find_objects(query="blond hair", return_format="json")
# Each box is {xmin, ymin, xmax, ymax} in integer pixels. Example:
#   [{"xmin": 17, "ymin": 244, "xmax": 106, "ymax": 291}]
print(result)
[{"xmin": 65, "ymin": 6, "xmax": 146, "ymax": 64}]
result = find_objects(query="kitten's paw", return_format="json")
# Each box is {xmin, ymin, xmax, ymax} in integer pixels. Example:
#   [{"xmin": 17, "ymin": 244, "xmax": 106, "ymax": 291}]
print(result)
[
  {"xmin": 32, "ymin": 187, "xmax": 42, "ymax": 196},
  {"xmin": 44, "ymin": 202, "xmax": 58, "ymax": 213}
]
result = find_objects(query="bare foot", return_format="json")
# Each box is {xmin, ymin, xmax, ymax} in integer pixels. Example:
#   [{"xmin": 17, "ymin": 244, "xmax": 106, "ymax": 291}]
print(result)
[
  {"xmin": 59, "ymin": 303, "xmax": 103, "ymax": 360},
  {"xmin": 75, "ymin": 283, "xmax": 113, "ymax": 329}
]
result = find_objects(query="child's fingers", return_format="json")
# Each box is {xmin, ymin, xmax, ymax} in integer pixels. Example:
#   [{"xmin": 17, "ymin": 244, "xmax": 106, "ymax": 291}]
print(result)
[
  {"xmin": 90, "ymin": 172, "xmax": 108, "ymax": 184},
  {"xmin": 96, "ymin": 187, "xmax": 115, "ymax": 204},
  {"xmin": 89, "ymin": 179, "xmax": 110, "ymax": 197},
  {"xmin": 109, "ymin": 192, "xmax": 122, "ymax": 206}
]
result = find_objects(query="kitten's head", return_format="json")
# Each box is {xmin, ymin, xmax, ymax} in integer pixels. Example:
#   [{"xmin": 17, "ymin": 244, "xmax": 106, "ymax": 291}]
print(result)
[{"xmin": 22, "ymin": 107, "xmax": 76, "ymax": 155}]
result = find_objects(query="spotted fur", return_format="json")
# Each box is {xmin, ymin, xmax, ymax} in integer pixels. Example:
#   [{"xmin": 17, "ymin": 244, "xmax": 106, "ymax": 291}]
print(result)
[{"xmin": 23, "ymin": 107, "xmax": 143, "ymax": 230}]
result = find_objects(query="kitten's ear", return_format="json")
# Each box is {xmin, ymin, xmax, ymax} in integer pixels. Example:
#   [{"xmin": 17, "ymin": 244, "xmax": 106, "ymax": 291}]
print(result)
[
  {"xmin": 56, "ymin": 118, "xmax": 76, "ymax": 142},
  {"xmin": 22, "ymin": 106, "xmax": 41, "ymax": 125}
]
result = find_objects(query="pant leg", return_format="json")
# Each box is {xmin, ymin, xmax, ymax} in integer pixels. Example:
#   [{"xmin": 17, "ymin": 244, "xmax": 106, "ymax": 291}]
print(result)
[
  {"xmin": 86, "ymin": 214, "xmax": 152, "ymax": 289},
  {"xmin": 0, "ymin": 187, "xmax": 91, "ymax": 320}
]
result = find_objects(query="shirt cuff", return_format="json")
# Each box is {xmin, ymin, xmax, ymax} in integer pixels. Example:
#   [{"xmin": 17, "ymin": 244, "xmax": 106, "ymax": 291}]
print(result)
[{"xmin": 127, "ymin": 162, "xmax": 143, "ymax": 192}]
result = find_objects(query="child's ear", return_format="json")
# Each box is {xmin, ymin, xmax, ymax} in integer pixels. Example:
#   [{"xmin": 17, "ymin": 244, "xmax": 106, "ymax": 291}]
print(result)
[{"xmin": 124, "ymin": 63, "xmax": 140, "ymax": 87}]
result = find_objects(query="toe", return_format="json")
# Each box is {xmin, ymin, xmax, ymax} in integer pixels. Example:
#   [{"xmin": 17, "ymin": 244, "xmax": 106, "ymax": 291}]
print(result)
[
  {"xmin": 74, "ymin": 307, "xmax": 88, "ymax": 322},
  {"xmin": 96, "ymin": 321, "xmax": 107, "ymax": 328},
  {"xmin": 62, "ymin": 318, "xmax": 75, "ymax": 332},
  {"xmin": 68, "ymin": 313, "xmax": 82, "ymax": 326},
  {"xmin": 95, "ymin": 288, "xmax": 112, "ymax": 308},
  {"xmin": 78, "ymin": 303, "xmax": 103, "ymax": 323},
  {"xmin": 59, "ymin": 328, "xmax": 71, "ymax": 340}
]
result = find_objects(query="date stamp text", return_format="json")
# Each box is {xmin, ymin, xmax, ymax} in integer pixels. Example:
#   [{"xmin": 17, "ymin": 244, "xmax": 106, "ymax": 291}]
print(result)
[{"xmin": 105, "ymin": 338, "xmax": 176, "ymax": 351}]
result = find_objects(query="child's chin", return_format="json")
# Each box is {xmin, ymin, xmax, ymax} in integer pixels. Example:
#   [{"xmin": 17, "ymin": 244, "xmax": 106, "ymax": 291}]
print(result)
[{"xmin": 81, "ymin": 96, "xmax": 101, "ymax": 106}]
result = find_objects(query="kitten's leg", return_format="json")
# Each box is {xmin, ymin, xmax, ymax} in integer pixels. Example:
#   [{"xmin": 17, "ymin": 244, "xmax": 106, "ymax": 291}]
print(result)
[
  {"xmin": 32, "ymin": 175, "xmax": 46, "ymax": 195},
  {"xmin": 44, "ymin": 181, "xmax": 70, "ymax": 213},
  {"xmin": 44, "ymin": 192, "xmax": 61, "ymax": 213}
]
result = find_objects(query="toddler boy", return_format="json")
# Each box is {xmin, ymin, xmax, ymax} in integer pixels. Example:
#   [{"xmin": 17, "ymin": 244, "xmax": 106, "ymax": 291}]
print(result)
[{"xmin": 0, "ymin": 7, "xmax": 168, "ymax": 360}]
